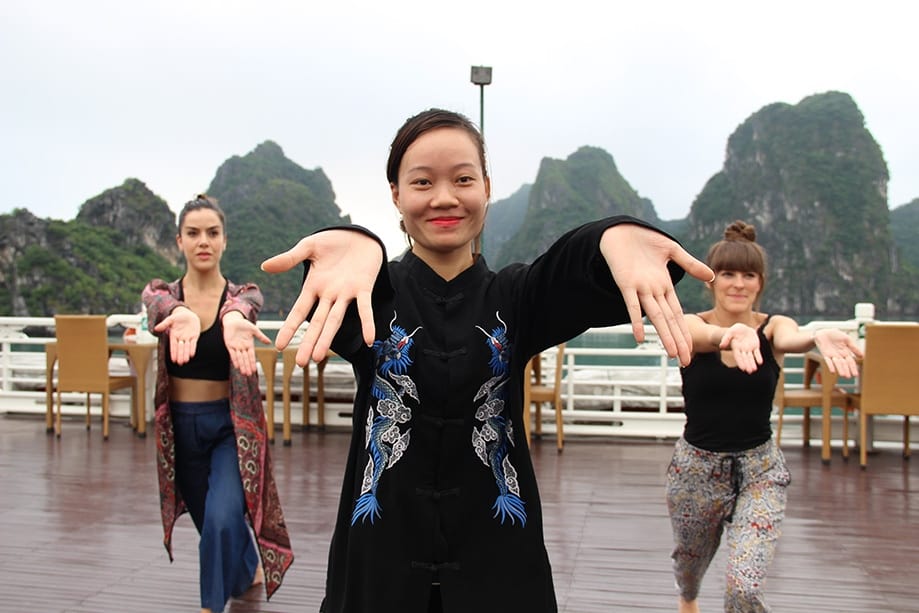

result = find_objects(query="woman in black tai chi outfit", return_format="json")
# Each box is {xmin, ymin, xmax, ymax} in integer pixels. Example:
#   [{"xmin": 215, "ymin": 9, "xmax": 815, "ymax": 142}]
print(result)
[{"xmin": 262, "ymin": 108, "xmax": 714, "ymax": 612}]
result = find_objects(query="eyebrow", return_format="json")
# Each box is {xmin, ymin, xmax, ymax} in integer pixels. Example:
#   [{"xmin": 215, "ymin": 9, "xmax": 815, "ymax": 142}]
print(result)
[{"xmin": 404, "ymin": 162, "xmax": 479, "ymax": 174}]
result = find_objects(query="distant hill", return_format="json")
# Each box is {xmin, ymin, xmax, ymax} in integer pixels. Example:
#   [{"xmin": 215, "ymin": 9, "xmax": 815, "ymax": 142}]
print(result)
[
  {"xmin": 491, "ymin": 146, "xmax": 660, "ymax": 268},
  {"xmin": 481, "ymin": 184, "xmax": 531, "ymax": 262},
  {"xmin": 0, "ymin": 145, "xmax": 348, "ymax": 318},
  {"xmin": 482, "ymin": 91, "xmax": 917, "ymax": 319},
  {"xmin": 205, "ymin": 140, "xmax": 350, "ymax": 316},
  {"xmin": 890, "ymin": 198, "xmax": 919, "ymax": 271},
  {"xmin": 0, "ymin": 180, "xmax": 180, "ymax": 316},
  {"xmin": 677, "ymin": 91, "xmax": 897, "ymax": 317},
  {"xmin": 77, "ymin": 177, "xmax": 182, "ymax": 266},
  {"xmin": 2, "ymin": 91, "xmax": 918, "ymax": 319}
]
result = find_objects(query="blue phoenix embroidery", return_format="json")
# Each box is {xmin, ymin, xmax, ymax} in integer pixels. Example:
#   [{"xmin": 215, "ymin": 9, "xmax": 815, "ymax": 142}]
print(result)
[
  {"xmin": 472, "ymin": 312, "xmax": 526, "ymax": 526},
  {"xmin": 352, "ymin": 314, "xmax": 421, "ymax": 525}
]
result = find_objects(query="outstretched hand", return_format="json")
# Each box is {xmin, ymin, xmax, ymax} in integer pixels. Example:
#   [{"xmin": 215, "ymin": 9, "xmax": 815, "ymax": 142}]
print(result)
[
  {"xmin": 222, "ymin": 312, "xmax": 272, "ymax": 376},
  {"xmin": 261, "ymin": 229, "xmax": 383, "ymax": 365},
  {"xmin": 153, "ymin": 306, "xmax": 201, "ymax": 365},
  {"xmin": 720, "ymin": 323, "xmax": 763, "ymax": 374},
  {"xmin": 600, "ymin": 224, "xmax": 714, "ymax": 366},
  {"xmin": 814, "ymin": 328, "xmax": 862, "ymax": 378}
]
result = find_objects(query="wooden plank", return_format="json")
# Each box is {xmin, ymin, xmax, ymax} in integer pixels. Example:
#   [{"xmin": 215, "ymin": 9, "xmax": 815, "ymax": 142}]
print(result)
[{"xmin": 0, "ymin": 415, "xmax": 917, "ymax": 611}]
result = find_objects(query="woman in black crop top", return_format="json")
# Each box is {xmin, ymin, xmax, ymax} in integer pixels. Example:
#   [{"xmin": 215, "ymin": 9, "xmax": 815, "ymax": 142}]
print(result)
[
  {"xmin": 666, "ymin": 221, "xmax": 861, "ymax": 613},
  {"xmin": 142, "ymin": 195, "xmax": 293, "ymax": 613}
]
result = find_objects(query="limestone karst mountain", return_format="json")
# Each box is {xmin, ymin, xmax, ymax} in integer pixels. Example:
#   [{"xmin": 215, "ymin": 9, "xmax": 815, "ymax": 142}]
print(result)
[{"xmin": 3, "ymin": 92, "xmax": 917, "ymax": 319}]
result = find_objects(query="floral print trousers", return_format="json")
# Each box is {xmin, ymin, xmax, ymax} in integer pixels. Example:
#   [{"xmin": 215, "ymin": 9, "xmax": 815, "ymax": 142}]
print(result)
[{"xmin": 666, "ymin": 437, "xmax": 790, "ymax": 613}]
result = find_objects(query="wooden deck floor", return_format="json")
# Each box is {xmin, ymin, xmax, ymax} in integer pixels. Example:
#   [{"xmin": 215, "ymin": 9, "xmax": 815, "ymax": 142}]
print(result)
[{"xmin": 1, "ymin": 415, "xmax": 918, "ymax": 612}]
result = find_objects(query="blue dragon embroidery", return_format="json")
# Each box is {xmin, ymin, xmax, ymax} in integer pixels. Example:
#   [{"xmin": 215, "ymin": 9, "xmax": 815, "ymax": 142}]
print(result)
[
  {"xmin": 352, "ymin": 313, "xmax": 421, "ymax": 525},
  {"xmin": 472, "ymin": 312, "xmax": 526, "ymax": 526}
]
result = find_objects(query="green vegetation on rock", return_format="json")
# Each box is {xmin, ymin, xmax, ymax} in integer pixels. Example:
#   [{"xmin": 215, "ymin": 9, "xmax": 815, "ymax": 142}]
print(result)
[{"xmin": 3, "ymin": 93, "xmax": 918, "ymax": 320}]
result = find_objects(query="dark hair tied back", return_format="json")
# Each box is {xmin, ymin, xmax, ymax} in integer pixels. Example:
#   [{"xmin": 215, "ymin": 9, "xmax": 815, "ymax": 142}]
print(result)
[
  {"xmin": 386, "ymin": 108, "xmax": 486, "ymax": 185},
  {"xmin": 177, "ymin": 193, "xmax": 226, "ymax": 234},
  {"xmin": 386, "ymin": 108, "xmax": 489, "ymax": 255},
  {"xmin": 705, "ymin": 219, "xmax": 768, "ymax": 306},
  {"xmin": 724, "ymin": 220, "xmax": 756, "ymax": 243}
]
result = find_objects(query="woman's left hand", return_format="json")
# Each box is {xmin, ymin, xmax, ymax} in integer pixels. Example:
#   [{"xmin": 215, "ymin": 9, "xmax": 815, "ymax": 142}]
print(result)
[
  {"xmin": 814, "ymin": 329, "xmax": 863, "ymax": 378},
  {"xmin": 720, "ymin": 323, "xmax": 763, "ymax": 374},
  {"xmin": 600, "ymin": 224, "xmax": 715, "ymax": 366},
  {"xmin": 223, "ymin": 312, "xmax": 273, "ymax": 376}
]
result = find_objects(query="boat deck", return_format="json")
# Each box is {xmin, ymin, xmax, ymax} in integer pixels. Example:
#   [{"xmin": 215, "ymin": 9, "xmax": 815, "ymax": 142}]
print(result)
[{"xmin": 1, "ymin": 415, "xmax": 917, "ymax": 612}]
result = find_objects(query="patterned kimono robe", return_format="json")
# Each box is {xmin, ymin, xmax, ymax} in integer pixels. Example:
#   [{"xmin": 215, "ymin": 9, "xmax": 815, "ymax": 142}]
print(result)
[
  {"xmin": 317, "ymin": 216, "xmax": 685, "ymax": 612},
  {"xmin": 142, "ymin": 278, "xmax": 293, "ymax": 599}
]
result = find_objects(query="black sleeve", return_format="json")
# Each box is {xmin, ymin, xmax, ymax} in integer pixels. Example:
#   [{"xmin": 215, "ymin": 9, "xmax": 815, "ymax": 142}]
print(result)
[{"xmin": 508, "ymin": 215, "xmax": 686, "ymax": 358}]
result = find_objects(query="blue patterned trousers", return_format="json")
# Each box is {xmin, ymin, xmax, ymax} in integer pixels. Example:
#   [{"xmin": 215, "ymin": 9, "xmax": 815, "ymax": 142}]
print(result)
[{"xmin": 171, "ymin": 399, "xmax": 260, "ymax": 613}]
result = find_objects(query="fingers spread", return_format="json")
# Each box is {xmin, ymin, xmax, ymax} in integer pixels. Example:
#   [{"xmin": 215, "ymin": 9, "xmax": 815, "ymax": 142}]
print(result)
[
  {"xmin": 312, "ymin": 300, "xmax": 347, "ymax": 362},
  {"xmin": 297, "ymin": 298, "xmax": 332, "ymax": 365},
  {"xmin": 261, "ymin": 237, "xmax": 315, "ymax": 274},
  {"xmin": 638, "ymin": 287, "xmax": 691, "ymax": 365},
  {"xmin": 670, "ymin": 246, "xmax": 715, "ymax": 284},
  {"xmin": 275, "ymin": 288, "xmax": 317, "ymax": 350},
  {"xmin": 356, "ymin": 291, "xmax": 376, "ymax": 348},
  {"xmin": 621, "ymin": 290, "xmax": 645, "ymax": 343},
  {"xmin": 664, "ymin": 288, "xmax": 691, "ymax": 357},
  {"xmin": 261, "ymin": 252, "xmax": 298, "ymax": 274}
]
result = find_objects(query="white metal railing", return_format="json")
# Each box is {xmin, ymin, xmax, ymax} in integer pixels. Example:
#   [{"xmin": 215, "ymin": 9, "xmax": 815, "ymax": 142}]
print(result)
[{"xmin": 2, "ymin": 309, "xmax": 915, "ymax": 445}]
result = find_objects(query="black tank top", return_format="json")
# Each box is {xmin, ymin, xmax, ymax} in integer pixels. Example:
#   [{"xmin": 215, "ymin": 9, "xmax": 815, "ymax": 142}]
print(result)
[
  {"xmin": 165, "ymin": 282, "xmax": 231, "ymax": 381},
  {"xmin": 679, "ymin": 315, "xmax": 780, "ymax": 452}
]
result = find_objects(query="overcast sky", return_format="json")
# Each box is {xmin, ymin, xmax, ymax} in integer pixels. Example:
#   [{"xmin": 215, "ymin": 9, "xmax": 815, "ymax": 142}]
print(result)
[{"xmin": 2, "ymin": 0, "xmax": 916, "ymax": 254}]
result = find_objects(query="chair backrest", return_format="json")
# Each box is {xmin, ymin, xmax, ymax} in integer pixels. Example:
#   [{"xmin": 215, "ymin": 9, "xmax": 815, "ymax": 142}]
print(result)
[
  {"xmin": 550, "ymin": 343, "xmax": 565, "ymax": 396},
  {"xmin": 773, "ymin": 361, "xmax": 788, "ymax": 406},
  {"xmin": 773, "ymin": 355, "xmax": 812, "ymax": 406},
  {"xmin": 859, "ymin": 323, "xmax": 919, "ymax": 416},
  {"xmin": 54, "ymin": 315, "xmax": 111, "ymax": 393},
  {"xmin": 529, "ymin": 343, "xmax": 566, "ymax": 400}
]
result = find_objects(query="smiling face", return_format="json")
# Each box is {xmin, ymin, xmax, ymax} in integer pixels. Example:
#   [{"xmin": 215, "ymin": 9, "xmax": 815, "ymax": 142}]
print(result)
[
  {"xmin": 176, "ymin": 208, "xmax": 226, "ymax": 274},
  {"xmin": 711, "ymin": 269, "xmax": 763, "ymax": 316},
  {"xmin": 705, "ymin": 228, "xmax": 767, "ymax": 318},
  {"xmin": 390, "ymin": 126, "xmax": 491, "ymax": 275}
]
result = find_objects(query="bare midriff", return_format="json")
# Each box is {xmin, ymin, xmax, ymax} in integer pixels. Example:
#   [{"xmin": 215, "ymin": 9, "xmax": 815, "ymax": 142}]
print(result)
[{"xmin": 169, "ymin": 377, "xmax": 230, "ymax": 403}]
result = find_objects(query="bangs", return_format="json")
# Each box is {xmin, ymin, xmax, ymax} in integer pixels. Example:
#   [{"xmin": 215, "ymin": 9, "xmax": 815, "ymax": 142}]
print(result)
[{"xmin": 707, "ymin": 240, "xmax": 766, "ymax": 274}]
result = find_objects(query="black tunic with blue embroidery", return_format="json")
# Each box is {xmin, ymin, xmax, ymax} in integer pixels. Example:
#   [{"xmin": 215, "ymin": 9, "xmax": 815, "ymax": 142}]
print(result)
[{"xmin": 318, "ymin": 216, "xmax": 685, "ymax": 613}]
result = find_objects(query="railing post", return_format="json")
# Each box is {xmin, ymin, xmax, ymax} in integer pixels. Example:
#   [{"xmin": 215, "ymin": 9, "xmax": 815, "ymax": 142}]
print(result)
[{"xmin": 1, "ymin": 341, "xmax": 11, "ymax": 392}]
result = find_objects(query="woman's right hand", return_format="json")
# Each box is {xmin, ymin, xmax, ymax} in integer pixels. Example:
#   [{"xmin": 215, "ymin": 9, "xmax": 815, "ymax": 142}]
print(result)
[
  {"xmin": 720, "ymin": 322, "xmax": 762, "ymax": 374},
  {"xmin": 261, "ymin": 229, "xmax": 383, "ymax": 365},
  {"xmin": 153, "ymin": 306, "xmax": 201, "ymax": 365}
]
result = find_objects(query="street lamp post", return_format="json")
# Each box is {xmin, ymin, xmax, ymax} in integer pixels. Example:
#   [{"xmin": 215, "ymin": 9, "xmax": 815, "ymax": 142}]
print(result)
[{"xmin": 470, "ymin": 65, "xmax": 492, "ymax": 135}]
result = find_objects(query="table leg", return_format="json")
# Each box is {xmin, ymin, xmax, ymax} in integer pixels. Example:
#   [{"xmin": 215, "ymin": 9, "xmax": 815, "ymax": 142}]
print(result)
[
  {"xmin": 281, "ymin": 348, "xmax": 298, "ymax": 446},
  {"xmin": 302, "ymin": 364, "xmax": 311, "ymax": 431},
  {"xmin": 45, "ymin": 344, "xmax": 57, "ymax": 433},
  {"xmin": 802, "ymin": 407, "xmax": 811, "ymax": 447},
  {"xmin": 255, "ymin": 348, "xmax": 278, "ymax": 444},
  {"xmin": 317, "ymin": 356, "xmax": 328, "ymax": 430},
  {"xmin": 129, "ymin": 349, "xmax": 154, "ymax": 439},
  {"xmin": 814, "ymin": 357, "xmax": 838, "ymax": 465},
  {"xmin": 802, "ymin": 354, "xmax": 834, "ymax": 463},
  {"xmin": 821, "ymin": 402, "xmax": 832, "ymax": 463},
  {"xmin": 283, "ymin": 364, "xmax": 295, "ymax": 446},
  {"xmin": 113, "ymin": 348, "xmax": 137, "ymax": 432}
]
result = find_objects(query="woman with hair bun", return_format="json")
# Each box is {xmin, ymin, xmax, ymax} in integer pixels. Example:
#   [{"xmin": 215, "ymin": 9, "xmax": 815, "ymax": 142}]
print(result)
[{"xmin": 666, "ymin": 220, "xmax": 861, "ymax": 612}]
